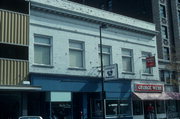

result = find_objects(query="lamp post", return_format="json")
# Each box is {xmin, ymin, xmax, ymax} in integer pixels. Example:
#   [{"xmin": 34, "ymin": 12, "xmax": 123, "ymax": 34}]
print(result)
[{"xmin": 99, "ymin": 24, "xmax": 107, "ymax": 119}]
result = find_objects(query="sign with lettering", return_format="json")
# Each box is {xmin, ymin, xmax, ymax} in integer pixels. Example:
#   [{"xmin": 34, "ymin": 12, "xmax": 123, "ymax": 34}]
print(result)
[
  {"xmin": 134, "ymin": 84, "xmax": 163, "ymax": 92},
  {"xmin": 146, "ymin": 56, "xmax": 156, "ymax": 67},
  {"xmin": 104, "ymin": 64, "xmax": 118, "ymax": 81}
]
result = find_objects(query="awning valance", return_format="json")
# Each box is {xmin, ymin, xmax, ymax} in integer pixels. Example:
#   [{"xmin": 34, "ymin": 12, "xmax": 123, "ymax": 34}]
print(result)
[
  {"xmin": 133, "ymin": 92, "xmax": 172, "ymax": 100},
  {"xmin": 166, "ymin": 92, "xmax": 180, "ymax": 100}
]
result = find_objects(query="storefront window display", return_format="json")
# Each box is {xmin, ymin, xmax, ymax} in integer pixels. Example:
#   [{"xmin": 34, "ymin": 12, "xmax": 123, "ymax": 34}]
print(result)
[
  {"xmin": 156, "ymin": 100, "xmax": 165, "ymax": 114},
  {"xmin": 106, "ymin": 100, "xmax": 131, "ymax": 117},
  {"xmin": 133, "ymin": 101, "xmax": 143, "ymax": 115},
  {"xmin": 51, "ymin": 102, "xmax": 72, "ymax": 119},
  {"xmin": 166, "ymin": 100, "xmax": 179, "ymax": 118}
]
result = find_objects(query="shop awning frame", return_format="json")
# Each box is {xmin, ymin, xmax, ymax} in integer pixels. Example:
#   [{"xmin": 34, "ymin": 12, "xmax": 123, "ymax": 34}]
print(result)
[{"xmin": 132, "ymin": 92, "xmax": 172, "ymax": 100}]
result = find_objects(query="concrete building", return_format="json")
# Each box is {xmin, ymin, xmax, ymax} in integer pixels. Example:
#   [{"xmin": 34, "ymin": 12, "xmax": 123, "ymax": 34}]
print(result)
[{"xmin": 28, "ymin": 0, "xmax": 162, "ymax": 119}]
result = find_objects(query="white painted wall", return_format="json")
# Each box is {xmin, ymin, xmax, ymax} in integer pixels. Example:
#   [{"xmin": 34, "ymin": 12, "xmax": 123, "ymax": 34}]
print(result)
[{"xmin": 29, "ymin": 1, "xmax": 159, "ymax": 81}]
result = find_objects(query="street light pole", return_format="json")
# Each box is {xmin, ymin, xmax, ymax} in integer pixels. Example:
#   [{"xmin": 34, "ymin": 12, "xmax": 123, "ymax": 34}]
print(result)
[{"xmin": 99, "ymin": 24, "xmax": 106, "ymax": 119}]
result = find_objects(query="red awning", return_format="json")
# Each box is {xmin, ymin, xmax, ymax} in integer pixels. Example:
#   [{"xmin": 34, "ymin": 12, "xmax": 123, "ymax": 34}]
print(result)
[
  {"xmin": 166, "ymin": 92, "xmax": 180, "ymax": 100},
  {"xmin": 133, "ymin": 92, "xmax": 172, "ymax": 100}
]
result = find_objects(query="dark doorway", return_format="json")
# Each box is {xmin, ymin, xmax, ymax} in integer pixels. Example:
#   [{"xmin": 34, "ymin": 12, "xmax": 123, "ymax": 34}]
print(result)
[
  {"xmin": 144, "ymin": 101, "xmax": 156, "ymax": 119},
  {"xmin": 72, "ymin": 93, "xmax": 83, "ymax": 119}
]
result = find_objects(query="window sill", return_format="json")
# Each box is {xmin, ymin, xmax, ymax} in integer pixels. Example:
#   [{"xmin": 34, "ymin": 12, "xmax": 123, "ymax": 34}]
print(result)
[
  {"xmin": 122, "ymin": 72, "xmax": 135, "ymax": 75},
  {"xmin": 32, "ymin": 64, "xmax": 54, "ymax": 68},
  {"xmin": 68, "ymin": 67, "xmax": 86, "ymax": 71},
  {"xmin": 142, "ymin": 73, "xmax": 153, "ymax": 76}
]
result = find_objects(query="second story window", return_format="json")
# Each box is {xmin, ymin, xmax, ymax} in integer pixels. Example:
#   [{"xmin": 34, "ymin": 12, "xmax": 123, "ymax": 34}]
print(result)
[
  {"xmin": 34, "ymin": 35, "xmax": 52, "ymax": 65},
  {"xmin": 98, "ymin": 45, "xmax": 111, "ymax": 66},
  {"xmin": 160, "ymin": 5, "xmax": 166, "ymax": 18},
  {"xmin": 69, "ymin": 40, "xmax": 84, "ymax": 68},
  {"xmin": 122, "ymin": 48, "xmax": 133, "ymax": 73},
  {"xmin": 163, "ymin": 47, "xmax": 170, "ymax": 60},
  {"xmin": 142, "ymin": 52, "xmax": 152, "ymax": 74},
  {"xmin": 161, "ymin": 26, "xmax": 168, "ymax": 39}
]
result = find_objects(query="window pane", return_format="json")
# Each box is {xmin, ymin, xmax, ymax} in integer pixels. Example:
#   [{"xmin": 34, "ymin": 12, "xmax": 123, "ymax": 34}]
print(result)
[
  {"xmin": 161, "ymin": 26, "xmax": 168, "ymax": 39},
  {"xmin": 99, "ymin": 45, "xmax": 111, "ymax": 66},
  {"xmin": 34, "ymin": 45, "xmax": 50, "ymax": 65},
  {"xmin": 163, "ymin": 47, "xmax": 170, "ymax": 60},
  {"xmin": 35, "ymin": 36, "xmax": 50, "ymax": 44},
  {"xmin": 122, "ymin": 49, "xmax": 131, "ymax": 56},
  {"xmin": 103, "ymin": 54, "xmax": 110, "ymax": 66},
  {"xmin": 142, "ymin": 58, "xmax": 152, "ymax": 74},
  {"xmin": 122, "ymin": 57, "xmax": 132, "ymax": 72},
  {"xmin": 119, "ymin": 100, "xmax": 131, "ymax": 115},
  {"xmin": 106, "ymin": 100, "xmax": 118, "ymax": 116},
  {"xmin": 156, "ymin": 100, "xmax": 165, "ymax": 114},
  {"xmin": 164, "ymin": 71, "xmax": 171, "ymax": 84},
  {"xmin": 160, "ymin": 5, "xmax": 166, "ymax": 18},
  {"xmin": 69, "ymin": 42, "xmax": 82, "ymax": 49},
  {"xmin": 133, "ymin": 101, "xmax": 143, "ymax": 115},
  {"xmin": 69, "ymin": 50, "xmax": 83, "ymax": 67}
]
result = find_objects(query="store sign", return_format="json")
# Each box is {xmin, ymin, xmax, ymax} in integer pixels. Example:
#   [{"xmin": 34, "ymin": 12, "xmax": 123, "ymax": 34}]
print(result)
[
  {"xmin": 104, "ymin": 64, "xmax": 118, "ymax": 81},
  {"xmin": 146, "ymin": 56, "xmax": 156, "ymax": 67},
  {"xmin": 134, "ymin": 84, "xmax": 163, "ymax": 92}
]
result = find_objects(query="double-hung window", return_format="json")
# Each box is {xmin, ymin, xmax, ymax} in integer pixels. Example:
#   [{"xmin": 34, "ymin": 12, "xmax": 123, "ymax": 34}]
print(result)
[
  {"xmin": 98, "ymin": 45, "xmax": 111, "ymax": 66},
  {"xmin": 69, "ymin": 40, "xmax": 84, "ymax": 68},
  {"xmin": 142, "ymin": 52, "xmax": 152, "ymax": 74},
  {"xmin": 34, "ymin": 35, "xmax": 52, "ymax": 65},
  {"xmin": 122, "ymin": 49, "xmax": 133, "ymax": 72}
]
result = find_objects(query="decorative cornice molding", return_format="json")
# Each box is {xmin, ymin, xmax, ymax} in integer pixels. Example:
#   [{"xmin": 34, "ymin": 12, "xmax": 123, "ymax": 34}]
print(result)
[{"xmin": 30, "ymin": 1, "xmax": 158, "ymax": 37}]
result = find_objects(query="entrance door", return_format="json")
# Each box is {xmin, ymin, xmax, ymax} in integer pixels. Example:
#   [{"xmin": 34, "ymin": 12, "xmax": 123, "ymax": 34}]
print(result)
[
  {"xmin": 72, "ymin": 93, "xmax": 83, "ymax": 119},
  {"xmin": 144, "ymin": 101, "xmax": 156, "ymax": 119}
]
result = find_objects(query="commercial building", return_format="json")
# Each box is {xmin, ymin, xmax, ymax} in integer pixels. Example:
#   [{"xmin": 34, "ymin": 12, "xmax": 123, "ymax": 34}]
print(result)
[{"xmin": 28, "ymin": 0, "xmax": 160, "ymax": 119}]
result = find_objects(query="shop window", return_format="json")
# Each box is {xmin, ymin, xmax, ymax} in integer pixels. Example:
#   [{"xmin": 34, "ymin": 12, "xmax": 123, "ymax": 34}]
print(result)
[
  {"xmin": 91, "ymin": 100, "xmax": 102, "ymax": 117},
  {"xmin": 0, "ymin": 43, "xmax": 28, "ymax": 60},
  {"xmin": 69, "ymin": 40, "xmax": 85, "ymax": 68},
  {"xmin": 106, "ymin": 100, "xmax": 131, "ymax": 117},
  {"xmin": 156, "ymin": 100, "xmax": 165, "ymax": 114},
  {"xmin": 142, "ymin": 52, "xmax": 152, "ymax": 74},
  {"xmin": 133, "ymin": 101, "xmax": 143, "ymax": 115},
  {"xmin": 34, "ymin": 35, "xmax": 52, "ymax": 65},
  {"xmin": 166, "ymin": 100, "xmax": 178, "ymax": 113},
  {"xmin": 98, "ymin": 45, "xmax": 111, "ymax": 66},
  {"xmin": 160, "ymin": 5, "xmax": 166, "ymax": 18},
  {"xmin": 122, "ymin": 48, "xmax": 133, "ymax": 73},
  {"xmin": 161, "ymin": 26, "xmax": 168, "ymax": 39}
]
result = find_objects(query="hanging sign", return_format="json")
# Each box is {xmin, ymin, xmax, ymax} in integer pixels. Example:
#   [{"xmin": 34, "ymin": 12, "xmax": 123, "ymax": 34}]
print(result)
[
  {"xmin": 146, "ymin": 56, "xmax": 156, "ymax": 67},
  {"xmin": 104, "ymin": 64, "xmax": 118, "ymax": 81}
]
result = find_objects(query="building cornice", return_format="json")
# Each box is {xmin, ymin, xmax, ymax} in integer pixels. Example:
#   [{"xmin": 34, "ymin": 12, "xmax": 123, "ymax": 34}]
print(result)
[{"xmin": 30, "ymin": 0, "xmax": 158, "ymax": 37}]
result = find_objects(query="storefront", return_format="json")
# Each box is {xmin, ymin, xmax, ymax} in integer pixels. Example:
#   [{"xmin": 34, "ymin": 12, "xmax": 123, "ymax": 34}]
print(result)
[
  {"xmin": 132, "ymin": 80, "xmax": 169, "ymax": 119},
  {"xmin": 90, "ymin": 80, "xmax": 133, "ymax": 119},
  {"xmin": 30, "ymin": 73, "xmax": 134, "ymax": 119}
]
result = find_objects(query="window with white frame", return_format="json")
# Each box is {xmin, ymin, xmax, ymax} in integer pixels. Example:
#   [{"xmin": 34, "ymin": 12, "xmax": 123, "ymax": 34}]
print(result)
[
  {"xmin": 142, "ymin": 52, "xmax": 152, "ymax": 74},
  {"xmin": 34, "ymin": 35, "xmax": 52, "ymax": 65},
  {"xmin": 122, "ymin": 48, "xmax": 133, "ymax": 72},
  {"xmin": 98, "ymin": 45, "xmax": 111, "ymax": 66},
  {"xmin": 69, "ymin": 40, "xmax": 84, "ymax": 68}
]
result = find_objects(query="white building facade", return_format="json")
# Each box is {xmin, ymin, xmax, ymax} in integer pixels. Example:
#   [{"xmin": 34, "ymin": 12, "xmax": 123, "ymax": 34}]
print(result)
[{"xmin": 27, "ymin": 0, "xmax": 165, "ymax": 119}]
